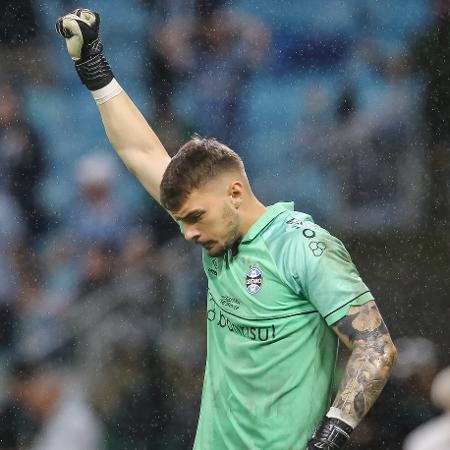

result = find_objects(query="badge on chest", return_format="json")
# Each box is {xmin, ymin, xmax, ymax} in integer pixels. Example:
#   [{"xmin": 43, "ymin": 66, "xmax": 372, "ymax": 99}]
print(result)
[{"xmin": 245, "ymin": 266, "xmax": 264, "ymax": 294}]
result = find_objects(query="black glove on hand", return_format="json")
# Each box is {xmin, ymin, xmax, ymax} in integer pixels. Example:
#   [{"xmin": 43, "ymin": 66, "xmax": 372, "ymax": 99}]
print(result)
[
  {"xmin": 307, "ymin": 417, "xmax": 353, "ymax": 449},
  {"xmin": 55, "ymin": 8, "xmax": 114, "ymax": 90}
]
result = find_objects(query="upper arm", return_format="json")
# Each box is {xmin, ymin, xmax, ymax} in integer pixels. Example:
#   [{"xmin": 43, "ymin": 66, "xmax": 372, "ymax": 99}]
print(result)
[
  {"xmin": 280, "ymin": 220, "xmax": 374, "ymax": 324},
  {"xmin": 332, "ymin": 300, "xmax": 396, "ymax": 355},
  {"xmin": 98, "ymin": 91, "xmax": 172, "ymax": 207},
  {"xmin": 125, "ymin": 149, "xmax": 171, "ymax": 206}
]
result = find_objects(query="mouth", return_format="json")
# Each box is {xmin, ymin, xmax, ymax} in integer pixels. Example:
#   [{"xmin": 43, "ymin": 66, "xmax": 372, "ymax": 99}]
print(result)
[{"xmin": 197, "ymin": 240, "xmax": 215, "ymax": 250}]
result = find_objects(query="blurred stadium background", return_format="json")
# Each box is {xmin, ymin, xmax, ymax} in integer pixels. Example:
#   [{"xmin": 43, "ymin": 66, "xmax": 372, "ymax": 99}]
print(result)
[{"xmin": 0, "ymin": 0, "xmax": 449, "ymax": 449}]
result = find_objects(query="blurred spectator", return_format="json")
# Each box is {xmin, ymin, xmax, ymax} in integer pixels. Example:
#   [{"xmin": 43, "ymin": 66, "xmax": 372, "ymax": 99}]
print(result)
[
  {"xmin": 11, "ymin": 362, "xmax": 104, "ymax": 450},
  {"xmin": 342, "ymin": 55, "xmax": 416, "ymax": 210},
  {"xmin": 403, "ymin": 366, "xmax": 450, "ymax": 450},
  {"xmin": 140, "ymin": 0, "xmax": 198, "ymax": 20},
  {"xmin": 40, "ymin": 233, "xmax": 80, "ymax": 311},
  {"xmin": 386, "ymin": 337, "xmax": 440, "ymax": 437},
  {"xmin": 298, "ymin": 83, "xmax": 336, "ymax": 165},
  {"xmin": 148, "ymin": 1, "xmax": 270, "ymax": 148},
  {"xmin": 309, "ymin": 48, "xmax": 423, "ymax": 229},
  {"xmin": 0, "ymin": 192, "xmax": 24, "ymax": 353},
  {"xmin": 0, "ymin": 401, "xmax": 20, "ymax": 450},
  {"xmin": 0, "ymin": 84, "xmax": 48, "ymax": 238},
  {"xmin": 411, "ymin": 1, "xmax": 450, "ymax": 223},
  {"xmin": 0, "ymin": 1, "xmax": 37, "ymax": 48},
  {"xmin": 93, "ymin": 343, "xmax": 170, "ymax": 449},
  {"xmin": 76, "ymin": 243, "xmax": 119, "ymax": 300},
  {"xmin": 68, "ymin": 152, "xmax": 133, "ymax": 250},
  {"xmin": 119, "ymin": 228, "xmax": 170, "ymax": 318},
  {"xmin": 0, "ymin": 1, "xmax": 50, "ymax": 85}
]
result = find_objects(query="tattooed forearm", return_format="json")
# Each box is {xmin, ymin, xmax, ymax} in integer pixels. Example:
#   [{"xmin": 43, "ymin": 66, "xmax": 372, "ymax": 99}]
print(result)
[{"xmin": 331, "ymin": 301, "xmax": 397, "ymax": 427}]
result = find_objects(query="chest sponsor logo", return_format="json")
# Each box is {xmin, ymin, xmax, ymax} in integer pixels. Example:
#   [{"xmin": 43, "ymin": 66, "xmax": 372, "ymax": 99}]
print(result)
[
  {"xmin": 245, "ymin": 266, "xmax": 263, "ymax": 294},
  {"xmin": 210, "ymin": 310, "xmax": 276, "ymax": 342},
  {"xmin": 219, "ymin": 295, "xmax": 240, "ymax": 310},
  {"xmin": 207, "ymin": 291, "xmax": 276, "ymax": 342},
  {"xmin": 286, "ymin": 217, "xmax": 304, "ymax": 229}
]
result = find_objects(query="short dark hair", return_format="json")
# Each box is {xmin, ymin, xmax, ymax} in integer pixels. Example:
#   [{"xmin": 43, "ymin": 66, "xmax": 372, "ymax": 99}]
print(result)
[{"xmin": 160, "ymin": 136, "xmax": 244, "ymax": 212}]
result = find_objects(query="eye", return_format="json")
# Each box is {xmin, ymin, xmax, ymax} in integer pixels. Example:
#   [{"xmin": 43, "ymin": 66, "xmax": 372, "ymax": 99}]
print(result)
[
  {"xmin": 193, "ymin": 212, "xmax": 204, "ymax": 222},
  {"xmin": 185, "ymin": 212, "xmax": 204, "ymax": 224}
]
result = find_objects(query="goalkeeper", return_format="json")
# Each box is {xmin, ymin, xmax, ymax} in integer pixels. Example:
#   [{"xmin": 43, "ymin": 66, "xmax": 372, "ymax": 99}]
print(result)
[{"xmin": 55, "ymin": 9, "xmax": 397, "ymax": 450}]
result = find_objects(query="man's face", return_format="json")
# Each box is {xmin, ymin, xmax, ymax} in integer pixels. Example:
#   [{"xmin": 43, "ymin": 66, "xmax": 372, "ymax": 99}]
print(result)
[{"xmin": 174, "ymin": 182, "xmax": 242, "ymax": 257}]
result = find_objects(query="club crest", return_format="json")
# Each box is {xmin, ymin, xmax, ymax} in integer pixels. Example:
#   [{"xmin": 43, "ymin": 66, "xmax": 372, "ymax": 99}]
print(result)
[{"xmin": 245, "ymin": 266, "xmax": 263, "ymax": 294}]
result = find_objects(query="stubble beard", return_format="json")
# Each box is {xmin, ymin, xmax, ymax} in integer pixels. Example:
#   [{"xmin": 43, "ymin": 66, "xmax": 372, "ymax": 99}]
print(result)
[{"xmin": 207, "ymin": 203, "xmax": 241, "ymax": 257}]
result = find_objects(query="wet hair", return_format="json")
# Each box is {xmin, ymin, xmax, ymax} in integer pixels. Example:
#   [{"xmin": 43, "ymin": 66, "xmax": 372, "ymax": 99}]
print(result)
[{"xmin": 160, "ymin": 136, "xmax": 245, "ymax": 212}]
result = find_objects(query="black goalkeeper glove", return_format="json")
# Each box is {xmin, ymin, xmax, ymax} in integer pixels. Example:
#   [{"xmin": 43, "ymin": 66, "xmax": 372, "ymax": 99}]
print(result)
[
  {"xmin": 55, "ymin": 8, "xmax": 114, "ymax": 90},
  {"xmin": 306, "ymin": 417, "xmax": 353, "ymax": 449}
]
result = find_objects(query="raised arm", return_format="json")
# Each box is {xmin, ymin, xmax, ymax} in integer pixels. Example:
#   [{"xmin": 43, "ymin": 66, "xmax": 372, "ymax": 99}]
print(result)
[
  {"xmin": 97, "ymin": 92, "xmax": 170, "ymax": 204},
  {"xmin": 55, "ymin": 9, "xmax": 171, "ymax": 204}
]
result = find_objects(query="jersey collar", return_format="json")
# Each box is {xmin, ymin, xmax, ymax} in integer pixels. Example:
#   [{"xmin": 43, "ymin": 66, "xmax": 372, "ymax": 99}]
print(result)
[{"xmin": 241, "ymin": 202, "xmax": 294, "ymax": 244}]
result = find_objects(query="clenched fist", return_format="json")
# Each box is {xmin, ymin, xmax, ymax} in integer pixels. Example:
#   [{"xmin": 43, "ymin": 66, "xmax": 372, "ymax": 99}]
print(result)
[{"xmin": 55, "ymin": 8, "xmax": 113, "ymax": 90}]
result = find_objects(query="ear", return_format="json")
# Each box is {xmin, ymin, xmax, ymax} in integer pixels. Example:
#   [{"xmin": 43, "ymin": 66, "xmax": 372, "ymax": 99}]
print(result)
[{"xmin": 228, "ymin": 181, "xmax": 244, "ymax": 209}]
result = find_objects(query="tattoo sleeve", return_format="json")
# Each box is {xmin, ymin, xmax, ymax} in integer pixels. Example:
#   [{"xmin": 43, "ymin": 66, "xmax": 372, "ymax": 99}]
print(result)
[{"xmin": 331, "ymin": 300, "xmax": 397, "ymax": 428}]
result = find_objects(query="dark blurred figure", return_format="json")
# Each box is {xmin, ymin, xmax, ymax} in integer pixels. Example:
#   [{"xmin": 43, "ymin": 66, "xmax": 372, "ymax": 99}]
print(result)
[
  {"xmin": 0, "ymin": 361, "xmax": 37, "ymax": 450},
  {"xmin": 0, "ymin": 1, "xmax": 49, "ymax": 85},
  {"xmin": 403, "ymin": 366, "xmax": 450, "ymax": 450},
  {"xmin": 0, "ymin": 396, "xmax": 21, "ymax": 450},
  {"xmin": 0, "ymin": 0, "xmax": 37, "ymax": 46},
  {"xmin": 411, "ymin": 0, "xmax": 450, "ymax": 224},
  {"xmin": 93, "ymin": 343, "xmax": 170, "ymax": 450},
  {"xmin": 119, "ymin": 228, "xmax": 170, "ymax": 318},
  {"xmin": 140, "ymin": 0, "xmax": 203, "ymax": 19},
  {"xmin": 76, "ymin": 243, "xmax": 119, "ymax": 299},
  {"xmin": 0, "ymin": 191, "xmax": 24, "ymax": 355},
  {"xmin": 0, "ymin": 84, "xmax": 48, "ymax": 239}
]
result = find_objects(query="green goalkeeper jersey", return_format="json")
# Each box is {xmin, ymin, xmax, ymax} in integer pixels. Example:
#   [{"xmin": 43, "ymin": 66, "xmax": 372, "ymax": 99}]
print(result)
[{"xmin": 192, "ymin": 202, "xmax": 373, "ymax": 450}]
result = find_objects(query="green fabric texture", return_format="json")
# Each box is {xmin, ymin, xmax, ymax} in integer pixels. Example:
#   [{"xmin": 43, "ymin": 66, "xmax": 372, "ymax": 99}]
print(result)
[{"xmin": 193, "ymin": 202, "xmax": 373, "ymax": 450}]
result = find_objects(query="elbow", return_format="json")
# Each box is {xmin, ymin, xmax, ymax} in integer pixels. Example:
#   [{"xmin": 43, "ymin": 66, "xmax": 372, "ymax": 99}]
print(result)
[
  {"xmin": 390, "ymin": 342, "xmax": 398, "ymax": 366},
  {"xmin": 381, "ymin": 342, "xmax": 398, "ymax": 376},
  {"xmin": 389, "ymin": 342, "xmax": 398, "ymax": 367},
  {"xmin": 358, "ymin": 339, "xmax": 398, "ymax": 379}
]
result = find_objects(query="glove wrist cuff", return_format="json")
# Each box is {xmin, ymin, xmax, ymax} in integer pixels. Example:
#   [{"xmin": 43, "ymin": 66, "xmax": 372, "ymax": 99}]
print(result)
[
  {"xmin": 309, "ymin": 417, "xmax": 353, "ymax": 449},
  {"xmin": 91, "ymin": 78, "xmax": 123, "ymax": 105},
  {"xmin": 326, "ymin": 407, "xmax": 358, "ymax": 429},
  {"xmin": 75, "ymin": 53, "xmax": 114, "ymax": 91}
]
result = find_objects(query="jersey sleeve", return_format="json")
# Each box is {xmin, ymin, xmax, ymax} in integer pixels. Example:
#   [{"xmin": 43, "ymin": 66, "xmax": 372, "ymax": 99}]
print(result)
[{"xmin": 280, "ymin": 223, "xmax": 374, "ymax": 326}]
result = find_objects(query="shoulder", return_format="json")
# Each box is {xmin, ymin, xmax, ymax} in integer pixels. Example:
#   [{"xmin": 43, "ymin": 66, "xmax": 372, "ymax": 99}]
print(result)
[
  {"xmin": 261, "ymin": 210, "xmax": 356, "ymax": 278},
  {"xmin": 262, "ymin": 209, "xmax": 316, "ymax": 239},
  {"xmin": 261, "ymin": 209, "xmax": 336, "ymax": 258}
]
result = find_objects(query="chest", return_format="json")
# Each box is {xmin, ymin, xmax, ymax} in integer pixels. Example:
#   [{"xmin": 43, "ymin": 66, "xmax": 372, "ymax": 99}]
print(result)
[{"xmin": 204, "ymin": 246, "xmax": 307, "ymax": 320}]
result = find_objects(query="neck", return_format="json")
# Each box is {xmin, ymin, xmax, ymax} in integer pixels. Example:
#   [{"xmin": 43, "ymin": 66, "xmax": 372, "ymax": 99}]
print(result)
[{"xmin": 239, "ymin": 196, "xmax": 267, "ymax": 237}]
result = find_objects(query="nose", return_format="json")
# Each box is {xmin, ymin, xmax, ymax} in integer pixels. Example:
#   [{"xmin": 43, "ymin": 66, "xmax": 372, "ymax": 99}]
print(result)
[{"xmin": 184, "ymin": 224, "xmax": 201, "ymax": 242}]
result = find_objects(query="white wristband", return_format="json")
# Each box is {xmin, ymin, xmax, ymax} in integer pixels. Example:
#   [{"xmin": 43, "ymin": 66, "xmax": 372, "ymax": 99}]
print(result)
[
  {"xmin": 91, "ymin": 78, "xmax": 123, "ymax": 105},
  {"xmin": 326, "ymin": 407, "xmax": 358, "ymax": 429}
]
